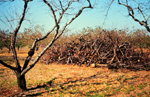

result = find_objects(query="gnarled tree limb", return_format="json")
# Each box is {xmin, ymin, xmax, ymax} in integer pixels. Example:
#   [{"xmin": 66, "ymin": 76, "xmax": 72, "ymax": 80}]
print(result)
[{"xmin": 118, "ymin": 0, "xmax": 150, "ymax": 32}]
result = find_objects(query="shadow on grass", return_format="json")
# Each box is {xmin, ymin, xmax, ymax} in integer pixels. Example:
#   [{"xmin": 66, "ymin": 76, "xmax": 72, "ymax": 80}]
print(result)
[
  {"xmin": 15, "ymin": 73, "xmax": 108, "ymax": 97},
  {"xmin": 12, "ymin": 68, "xmax": 150, "ymax": 97},
  {"xmin": 10, "ymin": 73, "xmax": 99, "ymax": 96},
  {"xmin": 7, "ymin": 68, "xmax": 150, "ymax": 96}
]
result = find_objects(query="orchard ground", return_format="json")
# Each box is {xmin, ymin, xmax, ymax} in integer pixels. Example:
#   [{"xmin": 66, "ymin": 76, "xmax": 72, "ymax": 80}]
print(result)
[{"xmin": 0, "ymin": 47, "xmax": 150, "ymax": 97}]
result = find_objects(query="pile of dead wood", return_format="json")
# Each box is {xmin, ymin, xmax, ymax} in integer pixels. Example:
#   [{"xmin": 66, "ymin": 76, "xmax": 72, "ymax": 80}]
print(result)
[{"xmin": 40, "ymin": 31, "xmax": 150, "ymax": 70}]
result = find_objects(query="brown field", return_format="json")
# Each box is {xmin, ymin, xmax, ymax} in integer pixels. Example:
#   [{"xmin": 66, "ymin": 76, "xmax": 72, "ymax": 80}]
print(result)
[{"xmin": 0, "ymin": 47, "xmax": 150, "ymax": 97}]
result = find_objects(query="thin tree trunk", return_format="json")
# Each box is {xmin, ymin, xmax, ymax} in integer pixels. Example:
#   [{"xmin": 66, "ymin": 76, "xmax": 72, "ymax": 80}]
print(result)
[{"xmin": 8, "ymin": 45, "xmax": 11, "ymax": 53}]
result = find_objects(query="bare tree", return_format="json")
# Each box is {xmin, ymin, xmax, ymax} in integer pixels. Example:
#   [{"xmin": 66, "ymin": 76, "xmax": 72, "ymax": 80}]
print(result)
[
  {"xmin": 117, "ymin": 0, "xmax": 150, "ymax": 32},
  {"xmin": 101, "ymin": 0, "xmax": 150, "ymax": 32},
  {"xmin": 0, "ymin": 0, "xmax": 93, "ymax": 91},
  {"xmin": 116, "ymin": 0, "xmax": 150, "ymax": 32}
]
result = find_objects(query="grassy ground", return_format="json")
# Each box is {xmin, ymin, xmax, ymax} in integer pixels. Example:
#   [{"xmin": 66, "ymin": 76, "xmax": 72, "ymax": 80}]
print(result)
[{"xmin": 0, "ymin": 47, "xmax": 150, "ymax": 97}]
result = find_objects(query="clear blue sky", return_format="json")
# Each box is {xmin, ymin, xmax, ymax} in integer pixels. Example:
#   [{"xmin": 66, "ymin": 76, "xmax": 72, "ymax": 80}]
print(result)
[{"xmin": 0, "ymin": 0, "xmax": 147, "ymax": 34}]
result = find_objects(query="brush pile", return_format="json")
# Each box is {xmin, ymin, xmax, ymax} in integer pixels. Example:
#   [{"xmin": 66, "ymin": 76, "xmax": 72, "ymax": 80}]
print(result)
[{"xmin": 40, "ymin": 30, "xmax": 150, "ymax": 70}]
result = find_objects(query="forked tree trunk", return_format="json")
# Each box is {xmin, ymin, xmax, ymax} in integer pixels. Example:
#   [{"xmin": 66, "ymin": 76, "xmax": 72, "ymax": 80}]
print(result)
[{"xmin": 16, "ymin": 73, "xmax": 27, "ymax": 91}]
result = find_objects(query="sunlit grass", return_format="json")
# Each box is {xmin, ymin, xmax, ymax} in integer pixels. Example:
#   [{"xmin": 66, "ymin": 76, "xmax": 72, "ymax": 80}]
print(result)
[{"xmin": 138, "ymin": 83, "xmax": 147, "ymax": 90}]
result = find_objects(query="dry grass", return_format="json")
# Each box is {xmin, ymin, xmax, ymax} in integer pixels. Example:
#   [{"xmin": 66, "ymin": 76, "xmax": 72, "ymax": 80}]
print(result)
[
  {"xmin": 0, "ymin": 63, "xmax": 150, "ymax": 97},
  {"xmin": 0, "ymin": 47, "xmax": 29, "ymax": 57},
  {"xmin": 0, "ymin": 47, "xmax": 150, "ymax": 97},
  {"xmin": 0, "ymin": 46, "xmax": 42, "ymax": 58}
]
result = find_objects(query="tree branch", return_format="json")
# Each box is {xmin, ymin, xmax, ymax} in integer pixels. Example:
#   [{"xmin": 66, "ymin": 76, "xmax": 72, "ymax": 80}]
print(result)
[
  {"xmin": 22, "ymin": 26, "xmax": 56, "ymax": 71},
  {"xmin": 21, "ymin": 37, "xmax": 56, "ymax": 76},
  {"xmin": 102, "ymin": 0, "xmax": 114, "ymax": 28},
  {"xmin": 0, "ymin": 60, "xmax": 17, "ymax": 70},
  {"xmin": 11, "ymin": 0, "xmax": 30, "ymax": 72},
  {"xmin": 118, "ymin": 0, "xmax": 150, "ymax": 32},
  {"xmin": 21, "ymin": 0, "xmax": 93, "ymax": 76},
  {"xmin": 43, "ymin": 0, "xmax": 58, "ymax": 27},
  {"xmin": 56, "ymin": 0, "xmax": 93, "ymax": 40}
]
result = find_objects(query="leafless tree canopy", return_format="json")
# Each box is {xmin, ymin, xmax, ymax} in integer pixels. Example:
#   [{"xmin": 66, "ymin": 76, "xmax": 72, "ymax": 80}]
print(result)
[
  {"xmin": 0, "ymin": 0, "xmax": 93, "ymax": 90},
  {"xmin": 117, "ymin": 0, "xmax": 150, "ymax": 32},
  {"xmin": 100, "ymin": 0, "xmax": 150, "ymax": 32}
]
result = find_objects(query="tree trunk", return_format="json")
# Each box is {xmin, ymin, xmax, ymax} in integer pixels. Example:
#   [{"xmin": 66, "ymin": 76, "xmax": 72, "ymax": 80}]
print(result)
[
  {"xmin": 17, "ymin": 73, "xmax": 27, "ymax": 91},
  {"xmin": 8, "ymin": 45, "xmax": 11, "ymax": 53}
]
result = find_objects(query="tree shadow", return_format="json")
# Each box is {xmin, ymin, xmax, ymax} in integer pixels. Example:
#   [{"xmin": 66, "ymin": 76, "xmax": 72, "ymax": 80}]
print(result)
[
  {"xmin": 13, "ymin": 66, "xmax": 150, "ymax": 97},
  {"xmin": 13, "ymin": 73, "xmax": 105, "ymax": 96},
  {"xmin": 28, "ymin": 78, "xmax": 58, "ymax": 90}
]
